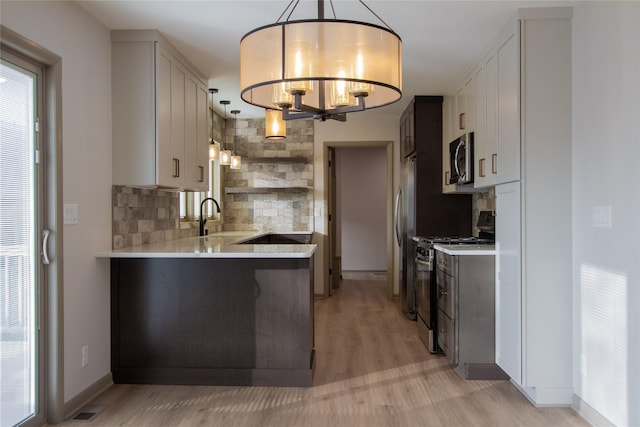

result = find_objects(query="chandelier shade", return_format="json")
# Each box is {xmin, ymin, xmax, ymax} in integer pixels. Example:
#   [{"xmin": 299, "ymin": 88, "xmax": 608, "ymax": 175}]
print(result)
[
  {"xmin": 265, "ymin": 109, "xmax": 287, "ymax": 140},
  {"xmin": 240, "ymin": 18, "xmax": 402, "ymax": 121}
]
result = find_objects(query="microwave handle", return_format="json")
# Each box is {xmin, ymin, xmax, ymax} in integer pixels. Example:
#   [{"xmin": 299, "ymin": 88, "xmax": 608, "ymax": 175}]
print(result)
[{"xmin": 454, "ymin": 140, "xmax": 463, "ymax": 180}]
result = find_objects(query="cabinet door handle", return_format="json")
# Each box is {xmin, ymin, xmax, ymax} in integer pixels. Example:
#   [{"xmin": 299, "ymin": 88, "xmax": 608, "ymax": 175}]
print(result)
[
  {"xmin": 439, "ymin": 289, "xmax": 448, "ymax": 297},
  {"xmin": 172, "ymin": 158, "xmax": 180, "ymax": 178},
  {"xmin": 459, "ymin": 112, "xmax": 465, "ymax": 130},
  {"xmin": 198, "ymin": 165, "xmax": 204, "ymax": 182},
  {"xmin": 492, "ymin": 153, "xmax": 497, "ymax": 174},
  {"xmin": 445, "ymin": 171, "xmax": 449, "ymax": 185},
  {"xmin": 479, "ymin": 158, "xmax": 486, "ymax": 177}
]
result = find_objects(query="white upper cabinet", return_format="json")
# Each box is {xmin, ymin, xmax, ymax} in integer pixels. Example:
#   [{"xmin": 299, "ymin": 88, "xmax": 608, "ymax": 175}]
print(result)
[
  {"xmin": 473, "ymin": 22, "xmax": 520, "ymax": 188},
  {"xmin": 112, "ymin": 30, "xmax": 209, "ymax": 191},
  {"xmin": 443, "ymin": 72, "xmax": 476, "ymax": 194},
  {"xmin": 495, "ymin": 24, "xmax": 520, "ymax": 185}
]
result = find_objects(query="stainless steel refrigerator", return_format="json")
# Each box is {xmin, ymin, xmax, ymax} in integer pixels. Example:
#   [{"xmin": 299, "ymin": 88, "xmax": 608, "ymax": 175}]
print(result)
[{"xmin": 396, "ymin": 96, "xmax": 472, "ymax": 319}]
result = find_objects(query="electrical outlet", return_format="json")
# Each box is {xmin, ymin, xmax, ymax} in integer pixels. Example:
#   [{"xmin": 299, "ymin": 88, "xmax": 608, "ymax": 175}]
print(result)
[{"xmin": 82, "ymin": 345, "xmax": 89, "ymax": 367}]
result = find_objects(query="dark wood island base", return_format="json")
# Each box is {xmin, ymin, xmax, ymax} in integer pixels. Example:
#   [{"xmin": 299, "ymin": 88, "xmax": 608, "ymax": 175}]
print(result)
[{"xmin": 110, "ymin": 256, "xmax": 314, "ymax": 387}]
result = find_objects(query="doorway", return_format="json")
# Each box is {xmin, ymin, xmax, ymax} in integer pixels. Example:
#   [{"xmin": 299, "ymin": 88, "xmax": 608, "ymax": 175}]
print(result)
[{"xmin": 325, "ymin": 141, "xmax": 394, "ymax": 298}]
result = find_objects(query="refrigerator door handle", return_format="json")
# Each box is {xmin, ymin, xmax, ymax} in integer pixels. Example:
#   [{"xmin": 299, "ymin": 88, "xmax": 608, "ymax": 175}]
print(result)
[{"xmin": 394, "ymin": 187, "xmax": 402, "ymax": 246}]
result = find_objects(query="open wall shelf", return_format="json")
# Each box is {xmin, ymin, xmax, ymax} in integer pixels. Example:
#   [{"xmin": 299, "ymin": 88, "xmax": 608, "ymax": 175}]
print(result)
[{"xmin": 224, "ymin": 187, "xmax": 311, "ymax": 194}]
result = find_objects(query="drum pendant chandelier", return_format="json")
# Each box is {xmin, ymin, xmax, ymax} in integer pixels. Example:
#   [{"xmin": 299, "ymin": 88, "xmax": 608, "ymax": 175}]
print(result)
[{"xmin": 240, "ymin": 0, "xmax": 402, "ymax": 122}]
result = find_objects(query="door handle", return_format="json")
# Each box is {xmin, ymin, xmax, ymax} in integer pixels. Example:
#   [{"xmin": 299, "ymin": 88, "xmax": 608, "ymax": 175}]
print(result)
[
  {"xmin": 394, "ymin": 188, "xmax": 402, "ymax": 246},
  {"xmin": 42, "ymin": 229, "xmax": 50, "ymax": 265}
]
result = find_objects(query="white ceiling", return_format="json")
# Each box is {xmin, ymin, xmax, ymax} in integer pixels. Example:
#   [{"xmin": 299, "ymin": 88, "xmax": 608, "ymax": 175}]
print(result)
[{"xmin": 76, "ymin": 0, "xmax": 573, "ymax": 119}]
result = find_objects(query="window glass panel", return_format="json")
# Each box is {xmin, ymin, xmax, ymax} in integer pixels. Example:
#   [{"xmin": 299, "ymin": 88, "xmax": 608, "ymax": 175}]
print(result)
[
  {"xmin": 179, "ymin": 192, "xmax": 186, "ymax": 219},
  {"xmin": 0, "ymin": 60, "xmax": 37, "ymax": 427}
]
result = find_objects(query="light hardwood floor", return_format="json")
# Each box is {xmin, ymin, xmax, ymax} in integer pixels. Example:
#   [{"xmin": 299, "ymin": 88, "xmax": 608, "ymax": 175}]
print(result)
[{"xmin": 55, "ymin": 272, "xmax": 588, "ymax": 426}]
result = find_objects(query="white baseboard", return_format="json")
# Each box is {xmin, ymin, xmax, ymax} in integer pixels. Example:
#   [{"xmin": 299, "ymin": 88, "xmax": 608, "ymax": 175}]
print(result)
[
  {"xmin": 64, "ymin": 372, "xmax": 113, "ymax": 420},
  {"xmin": 512, "ymin": 380, "xmax": 573, "ymax": 406},
  {"xmin": 572, "ymin": 394, "xmax": 615, "ymax": 426}
]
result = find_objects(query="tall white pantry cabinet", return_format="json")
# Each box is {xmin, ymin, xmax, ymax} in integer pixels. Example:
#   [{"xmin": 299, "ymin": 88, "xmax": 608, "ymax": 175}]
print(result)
[
  {"xmin": 494, "ymin": 8, "xmax": 573, "ymax": 405},
  {"xmin": 112, "ymin": 30, "xmax": 210, "ymax": 191}
]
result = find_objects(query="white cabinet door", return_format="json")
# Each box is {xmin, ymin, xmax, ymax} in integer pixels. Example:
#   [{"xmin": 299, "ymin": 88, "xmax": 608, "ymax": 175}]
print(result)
[
  {"xmin": 495, "ymin": 181, "xmax": 522, "ymax": 385},
  {"xmin": 156, "ymin": 44, "xmax": 174, "ymax": 187},
  {"xmin": 474, "ymin": 49, "xmax": 498, "ymax": 188},
  {"xmin": 464, "ymin": 74, "xmax": 476, "ymax": 133},
  {"xmin": 170, "ymin": 60, "xmax": 187, "ymax": 186},
  {"xmin": 496, "ymin": 24, "xmax": 520, "ymax": 184},
  {"xmin": 454, "ymin": 85, "xmax": 465, "ymax": 138},
  {"xmin": 195, "ymin": 82, "xmax": 209, "ymax": 191},
  {"xmin": 485, "ymin": 51, "xmax": 498, "ymax": 185},
  {"xmin": 185, "ymin": 74, "xmax": 199, "ymax": 190},
  {"xmin": 474, "ymin": 62, "xmax": 489, "ymax": 187}
]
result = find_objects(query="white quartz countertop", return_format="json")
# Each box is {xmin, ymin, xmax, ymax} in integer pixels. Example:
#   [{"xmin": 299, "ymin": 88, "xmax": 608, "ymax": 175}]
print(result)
[
  {"xmin": 96, "ymin": 231, "xmax": 316, "ymax": 259},
  {"xmin": 433, "ymin": 243, "xmax": 496, "ymax": 256}
]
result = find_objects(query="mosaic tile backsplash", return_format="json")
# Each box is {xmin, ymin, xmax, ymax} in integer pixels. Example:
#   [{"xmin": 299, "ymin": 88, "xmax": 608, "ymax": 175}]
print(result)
[{"xmin": 112, "ymin": 186, "xmax": 197, "ymax": 249}]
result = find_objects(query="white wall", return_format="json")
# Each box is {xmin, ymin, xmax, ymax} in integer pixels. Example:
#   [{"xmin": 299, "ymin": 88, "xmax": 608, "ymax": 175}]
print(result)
[
  {"xmin": 1, "ymin": 1, "xmax": 112, "ymax": 403},
  {"xmin": 336, "ymin": 147, "xmax": 387, "ymax": 271},
  {"xmin": 313, "ymin": 113, "xmax": 400, "ymax": 295},
  {"xmin": 572, "ymin": 2, "xmax": 640, "ymax": 426}
]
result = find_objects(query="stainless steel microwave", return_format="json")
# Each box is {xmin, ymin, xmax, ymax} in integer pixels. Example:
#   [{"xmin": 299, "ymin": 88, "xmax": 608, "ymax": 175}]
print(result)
[{"xmin": 449, "ymin": 132, "xmax": 474, "ymax": 185}]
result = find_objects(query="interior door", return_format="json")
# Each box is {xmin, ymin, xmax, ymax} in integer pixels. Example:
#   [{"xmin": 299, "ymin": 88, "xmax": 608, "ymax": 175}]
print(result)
[{"xmin": 0, "ymin": 49, "xmax": 47, "ymax": 427}]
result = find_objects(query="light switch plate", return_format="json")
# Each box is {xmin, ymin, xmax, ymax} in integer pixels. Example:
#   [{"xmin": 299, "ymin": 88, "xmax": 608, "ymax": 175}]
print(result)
[
  {"xmin": 592, "ymin": 205, "xmax": 612, "ymax": 228},
  {"xmin": 64, "ymin": 203, "xmax": 79, "ymax": 225}
]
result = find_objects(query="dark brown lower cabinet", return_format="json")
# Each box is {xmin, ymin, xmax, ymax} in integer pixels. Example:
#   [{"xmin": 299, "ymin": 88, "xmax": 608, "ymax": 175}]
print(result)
[{"xmin": 111, "ymin": 256, "xmax": 314, "ymax": 387}]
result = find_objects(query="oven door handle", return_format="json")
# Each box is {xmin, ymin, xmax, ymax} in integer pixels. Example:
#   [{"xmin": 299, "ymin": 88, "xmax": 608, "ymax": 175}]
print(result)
[{"xmin": 415, "ymin": 257, "xmax": 433, "ymax": 272}]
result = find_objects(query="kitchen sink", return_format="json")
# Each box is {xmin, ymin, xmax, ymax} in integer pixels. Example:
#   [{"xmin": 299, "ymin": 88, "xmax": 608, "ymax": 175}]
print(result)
[{"xmin": 237, "ymin": 233, "xmax": 312, "ymax": 245}]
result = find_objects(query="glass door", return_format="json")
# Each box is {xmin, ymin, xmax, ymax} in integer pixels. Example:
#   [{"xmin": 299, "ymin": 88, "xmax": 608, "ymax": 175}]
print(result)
[{"xmin": 0, "ymin": 50, "xmax": 45, "ymax": 427}]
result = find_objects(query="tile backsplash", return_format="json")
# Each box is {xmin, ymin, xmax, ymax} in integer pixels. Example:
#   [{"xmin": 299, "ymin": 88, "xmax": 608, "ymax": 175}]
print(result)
[
  {"xmin": 112, "ymin": 186, "xmax": 197, "ymax": 249},
  {"xmin": 472, "ymin": 189, "xmax": 495, "ymax": 236},
  {"xmin": 222, "ymin": 118, "xmax": 314, "ymax": 233}
]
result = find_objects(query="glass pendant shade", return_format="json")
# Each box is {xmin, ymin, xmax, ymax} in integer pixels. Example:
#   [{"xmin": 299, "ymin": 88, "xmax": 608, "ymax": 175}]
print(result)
[
  {"xmin": 209, "ymin": 142, "xmax": 219, "ymax": 161},
  {"xmin": 265, "ymin": 109, "xmax": 286, "ymax": 140},
  {"xmin": 240, "ymin": 19, "xmax": 402, "ymax": 120},
  {"xmin": 220, "ymin": 150, "xmax": 232, "ymax": 166},
  {"xmin": 230, "ymin": 155, "xmax": 242, "ymax": 169}
]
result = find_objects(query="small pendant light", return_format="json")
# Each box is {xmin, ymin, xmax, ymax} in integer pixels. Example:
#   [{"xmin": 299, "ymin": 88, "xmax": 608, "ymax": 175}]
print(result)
[
  {"xmin": 219, "ymin": 100, "xmax": 231, "ymax": 166},
  {"xmin": 230, "ymin": 109, "xmax": 242, "ymax": 169},
  {"xmin": 208, "ymin": 88, "xmax": 219, "ymax": 160}
]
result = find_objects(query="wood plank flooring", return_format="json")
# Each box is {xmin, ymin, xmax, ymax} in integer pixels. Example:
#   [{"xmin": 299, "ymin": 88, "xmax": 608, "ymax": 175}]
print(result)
[{"xmin": 54, "ymin": 272, "xmax": 588, "ymax": 426}]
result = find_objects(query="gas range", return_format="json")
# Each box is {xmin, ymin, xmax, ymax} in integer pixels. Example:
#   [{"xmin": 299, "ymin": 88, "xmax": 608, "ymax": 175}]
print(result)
[{"xmin": 413, "ymin": 236, "xmax": 494, "ymax": 261}]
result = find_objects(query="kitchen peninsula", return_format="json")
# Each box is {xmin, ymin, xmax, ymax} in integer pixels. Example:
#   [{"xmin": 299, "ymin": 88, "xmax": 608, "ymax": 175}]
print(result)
[{"xmin": 97, "ymin": 232, "xmax": 316, "ymax": 387}]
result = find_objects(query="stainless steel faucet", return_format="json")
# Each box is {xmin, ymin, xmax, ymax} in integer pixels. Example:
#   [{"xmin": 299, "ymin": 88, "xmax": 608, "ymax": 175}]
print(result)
[{"xmin": 199, "ymin": 197, "xmax": 221, "ymax": 236}]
